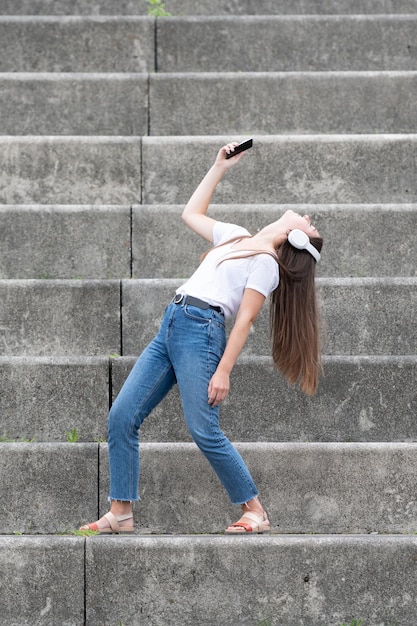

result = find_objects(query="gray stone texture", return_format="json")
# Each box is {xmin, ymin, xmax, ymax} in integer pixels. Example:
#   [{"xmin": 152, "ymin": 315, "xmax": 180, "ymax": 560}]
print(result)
[
  {"xmin": 142, "ymin": 136, "xmax": 417, "ymax": 204},
  {"xmin": 112, "ymin": 355, "xmax": 417, "ymax": 443},
  {"xmin": 0, "ymin": 17, "xmax": 154, "ymax": 72},
  {"xmin": 0, "ymin": 443, "xmax": 98, "ymax": 533},
  {"xmin": 0, "ymin": 536, "xmax": 84, "ymax": 626},
  {"xmin": 0, "ymin": 137, "xmax": 141, "ymax": 204},
  {"xmin": 133, "ymin": 204, "xmax": 417, "ymax": 278},
  {"xmin": 0, "ymin": 205, "xmax": 131, "ymax": 279},
  {"xmin": 2, "ymin": 0, "xmax": 417, "ymax": 14},
  {"xmin": 0, "ymin": 74, "xmax": 149, "ymax": 135},
  {"xmin": 157, "ymin": 16, "xmax": 417, "ymax": 72},
  {"xmin": 120, "ymin": 277, "xmax": 417, "ymax": 356},
  {"xmin": 0, "ymin": 280, "xmax": 120, "ymax": 356},
  {"xmin": 0, "ymin": 356, "xmax": 109, "ymax": 442},
  {"xmin": 86, "ymin": 535, "xmax": 417, "ymax": 626},
  {"xmin": 150, "ymin": 71, "xmax": 417, "ymax": 135},
  {"xmin": 98, "ymin": 442, "xmax": 417, "ymax": 534}
]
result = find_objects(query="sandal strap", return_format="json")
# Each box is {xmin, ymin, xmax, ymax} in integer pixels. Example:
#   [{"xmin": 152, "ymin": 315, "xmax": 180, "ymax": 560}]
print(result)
[
  {"xmin": 103, "ymin": 511, "xmax": 133, "ymax": 532},
  {"xmin": 229, "ymin": 522, "xmax": 254, "ymax": 532},
  {"xmin": 241, "ymin": 511, "xmax": 266, "ymax": 525}
]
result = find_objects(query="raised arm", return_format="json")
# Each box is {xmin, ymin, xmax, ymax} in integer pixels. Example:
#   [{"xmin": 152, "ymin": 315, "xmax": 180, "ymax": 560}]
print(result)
[{"xmin": 182, "ymin": 143, "xmax": 246, "ymax": 242}]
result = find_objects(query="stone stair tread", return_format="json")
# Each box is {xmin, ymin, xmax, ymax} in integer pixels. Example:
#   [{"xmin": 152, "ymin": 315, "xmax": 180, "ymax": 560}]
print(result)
[
  {"xmin": 2, "ymin": 134, "xmax": 417, "ymax": 204},
  {"xmin": 2, "ymin": 354, "xmax": 416, "ymax": 443},
  {"xmin": 0, "ymin": 72, "xmax": 149, "ymax": 135},
  {"xmin": 0, "ymin": 16, "xmax": 154, "ymax": 73},
  {"xmin": 2, "ymin": 0, "xmax": 417, "ymax": 15},
  {"xmin": 133, "ymin": 203, "xmax": 417, "ymax": 278},
  {"xmin": 150, "ymin": 70, "xmax": 417, "ymax": 135},
  {"xmin": 2, "ymin": 202, "xmax": 416, "ymax": 279},
  {"xmin": 2, "ymin": 441, "xmax": 417, "ymax": 535},
  {"xmin": 156, "ymin": 15, "xmax": 417, "ymax": 72},
  {"xmin": 2, "ymin": 71, "xmax": 417, "ymax": 135},
  {"xmin": 1, "ymin": 533, "xmax": 415, "ymax": 626},
  {"xmin": 1, "ymin": 277, "xmax": 416, "ymax": 356}
]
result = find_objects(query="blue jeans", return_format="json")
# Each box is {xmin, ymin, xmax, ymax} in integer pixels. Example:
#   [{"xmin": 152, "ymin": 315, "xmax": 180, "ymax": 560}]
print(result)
[{"xmin": 107, "ymin": 301, "xmax": 258, "ymax": 505}]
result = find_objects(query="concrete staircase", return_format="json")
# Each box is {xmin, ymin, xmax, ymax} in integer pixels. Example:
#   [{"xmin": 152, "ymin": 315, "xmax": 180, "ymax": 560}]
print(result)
[{"xmin": 1, "ymin": 1, "xmax": 417, "ymax": 625}]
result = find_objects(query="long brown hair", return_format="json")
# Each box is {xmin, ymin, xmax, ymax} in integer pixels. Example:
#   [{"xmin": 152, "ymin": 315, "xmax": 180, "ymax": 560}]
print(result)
[
  {"xmin": 201, "ymin": 232, "xmax": 323, "ymax": 395},
  {"xmin": 270, "ymin": 236, "xmax": 323, "ymax": 395}
]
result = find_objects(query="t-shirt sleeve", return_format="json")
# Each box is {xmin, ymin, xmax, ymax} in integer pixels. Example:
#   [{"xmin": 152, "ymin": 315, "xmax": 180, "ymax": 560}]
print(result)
[
  {"xmin": 213, "ymin": 222, "xmax": 250, "ymax": 247},
  {"xmin": 245, "ymin": 255, "xmax": 280, "ymax": 297}
]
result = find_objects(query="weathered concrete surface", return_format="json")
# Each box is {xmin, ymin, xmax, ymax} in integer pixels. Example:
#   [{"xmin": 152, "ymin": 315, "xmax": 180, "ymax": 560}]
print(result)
[
  {"xmin": 0, "ymin": 356, "xmax": 109, "ymax": 442},
  {"xmin": 111, "ymin": 355, "xmax": 417, "ymax": 443},
  {"xmin": 0, "ymin": 280, "xmax": 120, "ymax": 356},
  {"xmin": 0, "ymin": 74, "xmax": 148, "ymax": 135},
  {"xmin": 0, "ymin": 16, "xmax": 154, "ymax": 72},
  {"xmin": 132, "ymin": 204, "xmax": 417, "ymax": 278},
  {"xmin": 120, "ymin": 277, "xmax": 417, "ymax": 356},
  {"xmin": 0, "ymin": 137, "xmax": 141, "ymax": 204},
  {"xmin": 150, "ymin": 71, "xmax": 417, "ymax": 135},
  {"xmin": 0, "ymin": 205, "xmax": 131, "ymax": 280},
  {"xmin": 86, "ymin": 535, "xmax": 417, "ymax": 626},
  {"xmin": 99, "ymin": 442, "xmax": 417, "ymax": 534},
  {"xmin": 157, "ymin": 16, "xmax": 417, "ymax": 72},
  {"xmin": 142, "ymin": 135, "xmax": 417, "ymax": 204},
  {"xmin": 2, "ymin": 0, "xmax": 417, "ymax": 15},
  {"xmin": 0, "ymin": 443, "xmax": 98, "ymax": 533},
  {"xmin": 0, "ymin": 536, "xmax": 84, "ymax": 625}
]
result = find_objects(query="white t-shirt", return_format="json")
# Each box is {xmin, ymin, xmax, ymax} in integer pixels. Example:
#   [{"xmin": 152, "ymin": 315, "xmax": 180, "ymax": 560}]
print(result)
[{"xmin": 176, "ymin": 222, "xmax": 279, "ymax": 318}]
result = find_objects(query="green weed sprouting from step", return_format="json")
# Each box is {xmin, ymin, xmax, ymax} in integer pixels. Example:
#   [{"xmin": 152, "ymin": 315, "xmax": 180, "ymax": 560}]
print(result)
[
  {"xmin": 65, "ymin": 427, "xmax": 80, "ymax": 443},
  {"xmin": 340, "ymin": 620, "xmax": 364, "ymax": 626},
  {"xmin": 147, "ymin": 0, "xmax": 171, "ymax": 17},
  {"xmin": 70, "ymin": 529, "xmax": 99, "ymax": 537},
  {"xmin": 257, "ymin": 619, "xmax": 273, "ymax": 626}
]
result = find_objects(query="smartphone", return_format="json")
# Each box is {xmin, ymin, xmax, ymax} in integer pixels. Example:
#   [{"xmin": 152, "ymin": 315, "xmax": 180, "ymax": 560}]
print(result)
[{"xmin": 225, "ymin": 138, "xmax": 253, "ymax": 159}]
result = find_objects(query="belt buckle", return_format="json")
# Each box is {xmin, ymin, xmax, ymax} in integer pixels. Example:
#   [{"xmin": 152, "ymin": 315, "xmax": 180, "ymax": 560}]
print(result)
[{"xmin": 174, "ymin": 293, "xmax": 184, "ymax": 305}]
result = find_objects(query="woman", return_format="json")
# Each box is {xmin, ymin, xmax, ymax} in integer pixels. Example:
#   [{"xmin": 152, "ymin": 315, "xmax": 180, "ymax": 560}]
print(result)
[{"xmin": 80, "ymin": 142, "xmax": 323, "ymax": 535}]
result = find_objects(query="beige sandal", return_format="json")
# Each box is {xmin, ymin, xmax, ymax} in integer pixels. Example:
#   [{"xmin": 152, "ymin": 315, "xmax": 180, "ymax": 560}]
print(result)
[
  {"xmin": 225, "ymin": 510, "xmax": 270, "ymax": 535},
  {"xmin": 79, "ymin": 511, "xmax": 134, "ymax": 534}
]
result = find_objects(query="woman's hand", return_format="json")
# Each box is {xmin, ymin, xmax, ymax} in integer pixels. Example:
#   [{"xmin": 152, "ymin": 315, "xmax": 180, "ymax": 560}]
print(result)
[
  {"xmin": 214, "ymin": 142, "xmax": 247, "ymax": 168},
  {"xmin": 207, "ymin": 369, "xmax": 230, "ymax": 407}
]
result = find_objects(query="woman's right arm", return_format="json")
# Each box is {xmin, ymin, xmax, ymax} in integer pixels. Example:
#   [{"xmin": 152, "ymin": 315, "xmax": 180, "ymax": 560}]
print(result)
[{"xmin": 182, "ymin": 143, "xmax": 245, "ymax": 242}]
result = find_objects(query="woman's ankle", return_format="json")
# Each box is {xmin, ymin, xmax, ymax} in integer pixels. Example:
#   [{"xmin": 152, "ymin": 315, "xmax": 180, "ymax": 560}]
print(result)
[{"xmin": 110, "ymin": 500, "xmax": 133, "ymax": 517}]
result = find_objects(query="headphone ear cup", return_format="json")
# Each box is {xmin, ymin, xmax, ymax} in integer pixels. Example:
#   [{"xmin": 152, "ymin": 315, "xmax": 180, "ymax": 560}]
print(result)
[{"xmin": 288, "ymin": 229, "xmax": 309, "ymax": 250}]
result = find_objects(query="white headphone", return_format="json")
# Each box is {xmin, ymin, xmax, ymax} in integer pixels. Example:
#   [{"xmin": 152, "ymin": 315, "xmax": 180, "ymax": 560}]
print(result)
[{"xmin": 287, "ymin": 229, "xmax": 321, "ymax": 262}]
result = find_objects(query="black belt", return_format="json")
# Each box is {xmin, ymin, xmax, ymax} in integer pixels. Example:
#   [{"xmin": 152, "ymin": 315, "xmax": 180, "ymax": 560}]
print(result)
[{"xmin": 173, "ymin": 293, "xmax": 223, "ymax": 314}]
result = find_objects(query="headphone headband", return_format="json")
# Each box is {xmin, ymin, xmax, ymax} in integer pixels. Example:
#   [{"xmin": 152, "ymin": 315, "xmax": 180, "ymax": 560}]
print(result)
[{"xmin": 287, "ymin": 229, "xmax": 321, "ymax": 262}]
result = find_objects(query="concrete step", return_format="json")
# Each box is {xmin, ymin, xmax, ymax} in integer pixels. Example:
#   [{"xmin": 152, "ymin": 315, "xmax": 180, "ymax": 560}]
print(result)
[
  {"xmin": 133, "ymin": 204, "xmax": 417, "ymax": 279},
  {"xmin": 0, "ymin": 73, "xmax": 148, "ymax": 135},
  {"xmin": 142, "ymin": 135, "xmax": 417, "ymax": 205},
  {"xmin": 112, "ymin": 355, "xmax": 417, "ymax": 444},
  {"xmin": 2, "ymin": 355, "xmax": 416, "ymax": 444},
  {"xmin": 2, "ymin": 0, "xmax": 417, "ymax": 15},
  {"xmin": 1, "ymin": 16, "xmax": 416, "ymax": 73},
  {"xmin": 0, "ymin": 205, "xmax": 132, "ymax": 280},
  {"xmin": 150, "ymin": 71, "xmax": 417, "ymax": 135},
  {"xmin": 1, "ymin": 534, "xmax": 416, "ymax": 626},
  {"xmin": 156, "ymin": 16, "xmax": 417, "ymax": 72},
  {"xmin": 121, "ymin": 277, "xmax": 417, "ymax": 357},
  {"xmin": 0, "ymin": 356, "xmax": 109, "ymax": 443},
  {"xmin": 1, "ymin": 277, "xmax": 416, "ymax": 357},
  {"xmin": 0, "ymin": 280, "xmax": 121, "ymax": 356},
  {"xmin": 2, "ymin": 203, "xmax": 415, "ymax": 280},
  {"xmin": 4, "ymin": 71, "xmax": 417, "ymax": 136},
  {"xmin": 2, "ymin": 135, "xmax": 416, "ymax": 205},
  {"xmin": 2, "ymin": 441, "xmax": 417, "ymax": 534},
  {"xmin": 0, "ymin": 137, "xmax": 141, "ymax": 204},
  {"xmin": 0, "ymin": 16, "xmax": 154, "ymax": 72}
]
